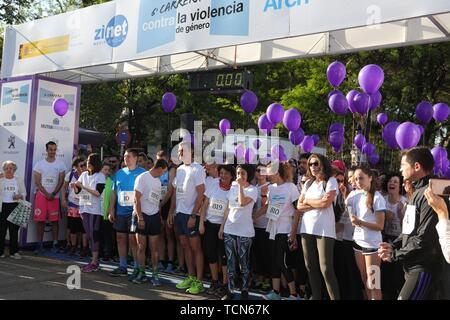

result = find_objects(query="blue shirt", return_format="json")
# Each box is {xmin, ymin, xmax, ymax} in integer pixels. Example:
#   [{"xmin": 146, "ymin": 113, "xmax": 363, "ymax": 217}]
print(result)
[
  {"xmin": 112, "ymin": 167, "xmax": 146, "ymax": 216},
  {"xmin": 160, "ymin": 171, "xmax": 169, "ymax": 186}
]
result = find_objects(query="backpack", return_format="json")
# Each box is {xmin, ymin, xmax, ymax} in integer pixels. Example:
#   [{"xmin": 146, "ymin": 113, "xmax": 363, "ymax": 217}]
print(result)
[{"xmin": 304, "ymin": 178, "xmax": 344, "ymax": 222}]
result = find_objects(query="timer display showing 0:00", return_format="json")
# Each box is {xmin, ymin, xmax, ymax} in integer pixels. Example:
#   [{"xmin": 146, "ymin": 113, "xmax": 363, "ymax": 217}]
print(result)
[{"xmin": 215, "ymin": 72, "xmax": 243, "ymax": 87}]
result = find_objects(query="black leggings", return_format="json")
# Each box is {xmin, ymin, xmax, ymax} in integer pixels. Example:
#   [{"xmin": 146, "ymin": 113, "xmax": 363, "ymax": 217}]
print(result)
[
  {"xmin": 270, "ymin": 233, "xmax": 295, "ymax": 283},
  {"xmin": 398, "ymin": 270, "xmax": 434, "ymax": 300},
  {"xmin": 252, "ymin": 227, "xmax": 272, "ymax": 278},
  {"xmin": 204, "ymin": 220, "xmax": 226, "ymax": 265},
  {"xmin": 0, "ymin": 203, "xmax": 19, "ymax": 255}
]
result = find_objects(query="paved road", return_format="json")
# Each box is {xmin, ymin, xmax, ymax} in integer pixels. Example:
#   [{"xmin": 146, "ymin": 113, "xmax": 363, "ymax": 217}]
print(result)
[{"xmin": 0, "ymin": 252, "xmax": 211, "ymax": 300}]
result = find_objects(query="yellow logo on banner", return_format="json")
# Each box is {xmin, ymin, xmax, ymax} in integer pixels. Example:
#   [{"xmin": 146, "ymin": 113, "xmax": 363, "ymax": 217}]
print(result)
[{"xmin": 19, "ymin": 35, "xmax": 70, "ymax": 60}]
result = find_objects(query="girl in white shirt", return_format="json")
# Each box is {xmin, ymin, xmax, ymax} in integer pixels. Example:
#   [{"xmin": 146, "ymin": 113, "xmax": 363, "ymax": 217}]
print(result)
[
  {"xmin": 297, "ymin": 153, "xmax": 340, "ymax": 300},
  {"xmin": 346, "ymin": 166, "xmax": 386, "ymax": 300},
  {"xmin": 219, "ymin": 164, "xmax": 257, "ymax": 300}
]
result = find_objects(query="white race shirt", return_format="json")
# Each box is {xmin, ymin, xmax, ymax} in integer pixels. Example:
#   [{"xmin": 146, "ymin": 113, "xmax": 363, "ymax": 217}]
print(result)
[
  {"xmin": 224, "ymin": 183, "xmax": 257, "ymax": 237},
  {"xmin": 134, "ymin": 171, "xmax": 162, "ymax": 216},
  {"xmin": 173, "ymin": 163, "xmax": 206, "ymax": 215},
  {"xmin": 267, "ymin": 182, "xmax": 300, "ymax": 234},
  {"xmin": 77, "ymin": 172, "xmax": 105, "ymax": 215},
  {"xmin": 254, "ymin": 182, "xmax": 270, "ymax": 229},
  {"xmin": 205, "ymin": 182, "xmax": 229, "ymax": 224},
  {"xmin": 205, "ymin": 176, "xmax": 220, "ymax": 195},
  {"xmin": 65, "ymin": 171, "xmax": 80, "ymax": 205},
  {"xmin": 300, "ymin": 178, "xmax": 337, "ymax": 239},
  {"xmin": 383, "ymin": 195, "xmax": 407, "ymax": 237},
  {"xmin": 2, "ymin": 178, "xmax": 18, "ymax": 203},
  {"xmin": 347, "ymin": 190, "xmax": 386, "ymax": 249},
  {"xmin": 33, "ymin": 158, "xmax": 66, "ymax": 197}
]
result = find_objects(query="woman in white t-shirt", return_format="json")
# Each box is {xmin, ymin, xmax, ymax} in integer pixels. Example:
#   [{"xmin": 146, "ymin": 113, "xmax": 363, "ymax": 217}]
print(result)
[
  {"xmin": 346, "ymin": 166, "xmax": 386, "ymax": 300},
  {"xmin": 297, "ymin": 153, "xmax": 340, "ymax": 300},
  {"xmin": 251, "ymin": 165, "xmax": 271, "ymax": 292},
  {"xmin": 73, "ymin": 154, "xmax": 106, "ymax": 273},
  {"xmin": 257, "ymin": 162, "xmax": 301, "ymax": 300},
  {"xmin": 219, "ymin": 164, "xmax": 257, "ymax": 300},
  {"xmin": 381, "ymin": 172, "xmax": 407, "ymax": 300},
  {"xmin": 199, "ymin": 164, "xmax": 235, "ymax": 297},
  {"xmin": 0, "ymin": 161, "xmax": 27, "ymax": 259}
]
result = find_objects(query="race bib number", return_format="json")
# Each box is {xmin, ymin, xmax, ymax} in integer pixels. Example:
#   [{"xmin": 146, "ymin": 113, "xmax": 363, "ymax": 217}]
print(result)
[
  {"xmin": 385, "ymin": 219, "xmax": 401, "ymax": 235},
  {"xmin": 119, "ymin": 191, "xmax": 134, "ymax": 207},
  {"xmin": 161, "ymin": 186, "xmax": 168, "ymax": 199},
  {"xmin": 209, "ymin": 199, "xmax": 226, "ymax": 217},
  {"xmin": 79, "ymin": 191, "xmax": 92, "ymax": 206},
  {"xmin": 266, "ymin": 195, "xmax": 286, "ymax": 221},
  {"xmin": 354, "ymin": 226, "xmax": 364, "ymax": 239},
  {"xmin": 148, "ymin": 190, "xmax": 161, "ymax": 205},
  {"xmin": 43, "ymin": 176, "xmax": 57, "ymax": 190},
  {"xmin": 402, "ymin": 205, "xmax": 416, "ymax": 235},
  {"xmin": 176, "ymin": 185, "xmax": 185, "ymax": 199},
  {"xmin": 3, "ymin": 185, "xmax": 17, "ymax": 194}
]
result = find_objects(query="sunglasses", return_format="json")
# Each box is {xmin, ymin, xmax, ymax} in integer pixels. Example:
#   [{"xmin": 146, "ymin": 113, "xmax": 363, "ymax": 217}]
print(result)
[{"xmin": 309, "ymin": 162, "xmax": 320, "ymax": 167}]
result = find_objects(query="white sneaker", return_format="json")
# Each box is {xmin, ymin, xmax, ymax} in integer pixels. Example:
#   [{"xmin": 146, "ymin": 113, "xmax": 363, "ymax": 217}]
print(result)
[{"xmin": 11, "ymin": 253, "xmax": 21, "ymax": 260}]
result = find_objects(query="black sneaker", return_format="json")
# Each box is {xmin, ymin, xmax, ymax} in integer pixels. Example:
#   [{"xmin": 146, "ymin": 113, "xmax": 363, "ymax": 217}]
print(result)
[
  {"xmin": 207, "ymin": 282, "xmax": 220, "ymax": 295},
  {"xmin": 240, "ymin": 290, "xmax": 249, "ymax": 300},
  {"xmin": 221, "ymin": 290, "xmax": 234, "ymax": 300},
  {"xmin": 109, "ymin": 267, "xmax": 128, "ymax": 277}
]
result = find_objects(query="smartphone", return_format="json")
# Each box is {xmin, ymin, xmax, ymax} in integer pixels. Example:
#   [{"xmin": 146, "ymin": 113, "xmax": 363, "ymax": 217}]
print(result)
[{"xmin": 430, "ymin": 179, "xmax": 450, "ymax": 196}]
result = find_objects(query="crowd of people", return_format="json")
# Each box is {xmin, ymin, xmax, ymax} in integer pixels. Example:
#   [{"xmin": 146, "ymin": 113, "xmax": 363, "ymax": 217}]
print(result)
[{"xmin": 0, "ymin": 141, "xmax": 449, "ymax": 300}]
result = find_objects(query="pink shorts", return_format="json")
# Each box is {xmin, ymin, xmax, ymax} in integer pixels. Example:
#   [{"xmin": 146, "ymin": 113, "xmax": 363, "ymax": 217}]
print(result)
[{"xmin": 33, "ymin": 192, "xmax": 60, "ymax": 222}]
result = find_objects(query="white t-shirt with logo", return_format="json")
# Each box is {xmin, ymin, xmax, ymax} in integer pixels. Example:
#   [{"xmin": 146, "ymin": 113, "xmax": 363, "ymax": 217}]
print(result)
[
  {"xmin": 267, "ymin": 182, "xmax": 300, "ymax": 235},
  {"xmin": 300, "ymin": 177, "xmax": 337, "ymax": 239},
  {"xmin": 65, "ymin": 171, "xmax": 79, "ymax": 206},
  {"xmin": 134, "ymin": 171, "xmax": 161, "ymax": 216},
  {"xmin": 77, "ymin": 172, "xmax": 105, "ymax": 215},
  {"xmin": 173, "ymin": 163, "xmax": 206, "ymax": 215},
  {"xmin": 224, "ymin": 183, "xmax": 257, "ymax": 238},
  {"xmin": 33, "ymin": 158, "xmax": 67, "ymax": 197},
  {"xmin": 383, "ymin": 195, "xmax": 407, "ymax": 237},
  {"xmin": 205, "ymin": 182, "xmax": 229, "ymax": 225},
  {"xmin": 2, "ymin": 178, "xmax": 19, "ymax": 203},
  {"xmin": 347, "ymin": 190, "xmax": 386, "ymax": 249},
  {"xmin": 254, "ymin": 182, "xmax": 270, "ymax": 229}
]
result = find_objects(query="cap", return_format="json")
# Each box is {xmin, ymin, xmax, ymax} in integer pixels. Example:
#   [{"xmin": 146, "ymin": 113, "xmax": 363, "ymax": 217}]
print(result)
[{"xmin": 332, "ymin": 160, "xmax": 346, "ymax": 173}]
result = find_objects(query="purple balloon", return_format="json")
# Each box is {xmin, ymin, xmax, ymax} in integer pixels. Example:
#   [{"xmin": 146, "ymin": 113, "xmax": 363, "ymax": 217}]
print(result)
[
  {"xmin": 346, "ymin": 90, "xmax": 359, "ymax": 113},
  {"xmin": 258, "ymin": 114, "xmax": 274, "ymax": 133},
  {"xmin": 327, "ymin": 61, "xmax": 346, "ymax": 87},
  {"xmin": 240, "ymin": 91, "xmax": 258, "ymax": 113},
  {"xmin": 358, "ymin": 64, "xmax": 385, "ymax": 94},
  {"xmin": 433, "ymin": 103, "xmax": 449, "ymax": 122},
  {"xmin": 267, "ymin": 103, "xmax": 285, "ymax": 124},
  {"xmin": 219, "ymin": 119, "xmax": 231, "ymax": 135},
  {"xmin": 235, "ymin": 145, "xmax": 245, "ymax": 159},
  {"xmin": 301, "ymin": 136, "xmax": 315, "ymax": 153},
  {"xmin": 369, "ymin": 91, "xmax": 382, "ymax": 110},
  {"xmin": 417, "ymin": 124, "xmax": 424, "ymax": 136},
  {"xmin": 312, "ymin": 134, "xmax": 320, "ymax": 145},
  {"xmin": 377, "ymin": 113, "xmax": 388, "ymax": 126},
  {"xmin": 328, "ymin": 89, "xmax": 343, "ymax": 100},
  {"xmin": 382, "ymin": 122, "xmax": 400, "ymax": 149},
  {"xmin": 431, "ymin": 147, "xmax": 448, "ymax": 169},
  {"xmin": 253, "ymin": 139, "xmax": 261, "ymax": 150},
  {"xmin": 353, "ymin": 92, "xmax": 371, "ymax": 115},
  {"xmin": 362, "ymin": 143, "xmax": 376, "ymax": 155},
  {"xmin": 354, "ymin": 134, "xmax": 366, "ymax": 149},
  {"xmin": 271, "ymin": 144, "xmax": 285, "ymax": 158},
  {"xmin": 329, "ymin": 131, "xmax": 344, "ymax": 151},
  {"xmin": 53, "ymin": 98, "xmax": 69, "ymax": 117},
  {"xmin": 415, "ymin": 101, "xmax": 433, "ymax": 124},
  {"xmin": 395, "ymin": 122, "xmax": 421, "ymax": 150},
  {"xmin": 244, "ymin": 148, "xmax": 255, "ymax": 164},
  {"xmin": 283, "ymin": 108, "xmax": 302, "ymax": 131},
  {"xmin": 369, "ymin": 153, "xmax": 380, "ymax": 166},
  {"xmin": 279, "ymin": 151, "xmax": 288, "ymax": 162},
  {"xmin": 329, "ymin": 122, "xmax": 344, "ymax": 135},
  {"xmin": 162, "ymin": 92, "xmax": 177, "ymax": 113},
  {"xmin": 328, "ymin": 93, "xmax": 348, "ymax": 115},
  {"xmin": 289, "ymin": 128, "xmax": 305, "ymax": 146}
]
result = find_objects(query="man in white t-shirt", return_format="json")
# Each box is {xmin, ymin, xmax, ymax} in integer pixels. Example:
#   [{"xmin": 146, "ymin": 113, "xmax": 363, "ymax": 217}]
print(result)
[
  {"xmin": 32, "ymin": 141, "xmax": 67, "ymax": 253},
  {"xmin": 168, "ymin": 142, "xmax": 206, "ymax": 295}
]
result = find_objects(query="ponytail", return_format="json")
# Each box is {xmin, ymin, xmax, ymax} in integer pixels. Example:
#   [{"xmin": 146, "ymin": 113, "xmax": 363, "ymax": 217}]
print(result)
[{"xmin": 356, "ymin": 165, "xmax": 377, "ymax": 212}]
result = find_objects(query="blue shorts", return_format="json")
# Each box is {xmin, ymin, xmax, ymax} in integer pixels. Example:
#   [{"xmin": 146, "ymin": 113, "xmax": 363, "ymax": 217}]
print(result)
[
  {"xmin": 113, "ymin": 214, "xmax": 133, "ymax": 234},
  {"xmin": 174, "ymin": 213, "xmax": 199, "ymax": 238},
  {"xmin": 136, "ymin": 213, "xmax": 161, "ymax": 236},
  {"xmin": 353, "ymin": 242, "xmax": 378, "ymax": 255}
]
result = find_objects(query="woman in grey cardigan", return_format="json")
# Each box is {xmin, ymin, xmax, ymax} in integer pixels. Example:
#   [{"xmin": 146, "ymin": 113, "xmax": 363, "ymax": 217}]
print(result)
[{"xmin": 0, "ymin": 160, "xmax": 27, "ymax": 259}]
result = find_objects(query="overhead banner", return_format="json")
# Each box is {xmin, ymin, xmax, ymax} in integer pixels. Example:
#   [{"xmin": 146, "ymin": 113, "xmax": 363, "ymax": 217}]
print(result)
[
  {"xmin": 0, "ymin": 79, "xmax": 33, "ymax": 180},
  {"xmin": 2, "ymin": 0, "xmax": 450, "ymax": 78}
]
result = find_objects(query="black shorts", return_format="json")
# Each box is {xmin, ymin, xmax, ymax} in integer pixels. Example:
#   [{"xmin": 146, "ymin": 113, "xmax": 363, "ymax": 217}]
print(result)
[
  {"xmin": 136, "ymin": 213, "xmax": 161, "ymax": 236},
  {"xmin": 160, "ymin": 200, "xmax": 171, "ymax": 221},
  {"xmin": 113, "ymin": 214, "xmax": 133, "ymax": 234},
  {"xmin": 174, "ymin": 213, "xmax": 199, "ymax": 237},
  {"xmin": 353, "ymin": 242, "xmax": 378, "ymax": 255},
  {"xmin": 67, "ymin": 216, "xmax": 85, "ymax": 234}
]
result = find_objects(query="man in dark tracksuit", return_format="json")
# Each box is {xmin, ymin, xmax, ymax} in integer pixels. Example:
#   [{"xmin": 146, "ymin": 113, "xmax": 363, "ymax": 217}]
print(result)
[{"xmin": 378, "ymin": 147, "xmax": 448, "ymax": 300}]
